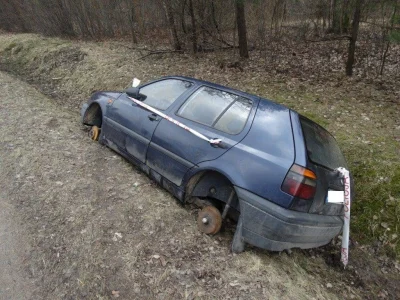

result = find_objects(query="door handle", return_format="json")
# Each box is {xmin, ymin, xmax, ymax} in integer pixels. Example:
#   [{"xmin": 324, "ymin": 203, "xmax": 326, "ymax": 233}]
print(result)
[
  {"xmin": 210, "ymin": 140, "xmax": 227, "ymax": 149},
  {"xmin": 148, "ymin": 113, "xmax": 160, "ymax": 121}
]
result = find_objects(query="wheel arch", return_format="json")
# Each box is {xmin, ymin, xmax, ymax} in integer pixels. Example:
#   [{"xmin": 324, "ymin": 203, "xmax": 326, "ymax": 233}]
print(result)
[
  {"xmin": 83, "ymin": 102, "xmax": 103, "ymax": 127},
  {"xmin": 184, "ymin": 169, "xmax": 240, "ymax": 211}
]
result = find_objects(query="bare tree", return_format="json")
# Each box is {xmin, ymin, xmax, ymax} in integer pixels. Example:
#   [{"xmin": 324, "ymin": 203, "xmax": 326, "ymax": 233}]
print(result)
[
  {"xmin": 380, "ymin": 1, "xmax": 399, "ymax": 75},
  {"xmin": 163, "ymin": 0, "xmax": 182, "ymax": 50},
  {"xmin": 128, "ymin": 1, "xmax": 138, "ymax": 44},
  {"xmin": 346, "ymin": 0, "xmax": 364, "ymax": 76},
  {"xmin": 271, "ymin": 0, "xmax": 287, "ymax": 35},
  {"xmin": 188, "ymin": 0, "xmax": 198, "ymax": 53},
  {"xmin": 236, "ymin": 0, "xmax": 249, "ymax": 58},
  {"xmin": 331, "ymin": 0, "xmax": 350, "ymax": 34}
]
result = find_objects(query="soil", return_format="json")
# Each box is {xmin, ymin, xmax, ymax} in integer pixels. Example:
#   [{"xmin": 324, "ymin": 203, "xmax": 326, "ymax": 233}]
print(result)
[{"xmin": 0, "ymin": 33, "xmax": 399, "ymax": 300}]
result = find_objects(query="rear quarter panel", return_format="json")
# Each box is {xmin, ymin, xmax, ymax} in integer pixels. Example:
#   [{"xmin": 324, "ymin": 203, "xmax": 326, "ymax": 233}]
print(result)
[
  {"xmin": 290, "ymin": 110, "xmax": 308, "ymax": 167},
  {"xmin": 193, "ymin": 100, "xmax": 296, "ymax": 208}
]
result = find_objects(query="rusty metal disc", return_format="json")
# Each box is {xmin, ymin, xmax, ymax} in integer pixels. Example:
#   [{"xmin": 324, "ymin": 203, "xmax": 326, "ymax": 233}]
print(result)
[
  {"xmin": 197, "ymin": 206, "xmax": 222, "ymax": 235},
  {"xmin": 89, "ymin": 126, "xmax": 100, "ymax": 141}
]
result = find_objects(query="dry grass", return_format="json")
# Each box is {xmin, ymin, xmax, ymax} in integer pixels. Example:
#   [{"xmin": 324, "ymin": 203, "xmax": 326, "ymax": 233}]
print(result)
[
  {"xmin": 0, "ymin": 33, "xmax": 399, "ymax": 299},
  {"xmin": 1, "ymin": 33, "xmax": 398, "ymax": 255}
]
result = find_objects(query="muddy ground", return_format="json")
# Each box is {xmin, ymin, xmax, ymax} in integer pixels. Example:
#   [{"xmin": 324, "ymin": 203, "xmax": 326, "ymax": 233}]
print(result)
[{"xmin": 0, "ymin": 33, "xmax": 399, "ymax": 299}]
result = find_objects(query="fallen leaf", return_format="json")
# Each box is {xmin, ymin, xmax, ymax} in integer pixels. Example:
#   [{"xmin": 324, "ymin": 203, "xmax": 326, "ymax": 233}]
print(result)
[
  {"xmin": 160, "ymin": 256, "xmax": 167, "ymax": 266},
  {"xmin": 112, "ymin": 290, "xmax": 120, "ymax": 298}
]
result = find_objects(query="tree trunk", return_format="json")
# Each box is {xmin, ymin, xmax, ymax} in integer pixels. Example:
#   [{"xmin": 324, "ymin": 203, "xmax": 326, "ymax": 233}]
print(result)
[
  {"xmin": 346, "ymin": 0, "xmax": 363, "ymax": 76},
  {"xmin": 380, "ymin": 3, "xmax": 398, "ymax": 75},
  {"xmin": 235, "ymin": 0, "xmax": 249, "ymax": 58},
  {"xmin": 163, "ymin": 0, "xmax": 181, "ymax": 50},
  {"xmin": 198, "ymin": 1, "xmax": 206, "ymax": 47},
  {"xmin": 341, "ymin": 0, "xmax": 350, "ymax": 33},
  {"xmin": 180, "ymin": 0, "xmax": 187, "ymax": 34},
  {"xmin": 331, "ymin": 0, "xmax": 351, "ymax": 34},
  {"xmin": 129, "ymin": 5, "xmax": 138, "ymax": 44},
  {"xmin": 331, "ymin": 0, "xmax": 340, "ymax": 33},
  {"xmin": 211, "ymin": 0, "xmax": 220, "ymax": 33},
  {"xmin": 188, "ymin": 0, "xmax": 197, "ymax": 53}
]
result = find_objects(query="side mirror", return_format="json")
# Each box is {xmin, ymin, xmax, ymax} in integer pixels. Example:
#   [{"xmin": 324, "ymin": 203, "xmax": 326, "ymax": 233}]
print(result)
[
  {"xmin": 125, "ymin": 87, "xmax": 147, "ymax": 101},
  {"xmin": 125, "ymin": 87, "xmax": 140, "ymax": 98}
]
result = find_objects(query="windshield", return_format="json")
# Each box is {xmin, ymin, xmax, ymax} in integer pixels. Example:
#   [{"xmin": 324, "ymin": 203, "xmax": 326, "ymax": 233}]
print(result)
[{"xmin": 300, "ymin": 117, "xmax": 347, "ymax": 170}]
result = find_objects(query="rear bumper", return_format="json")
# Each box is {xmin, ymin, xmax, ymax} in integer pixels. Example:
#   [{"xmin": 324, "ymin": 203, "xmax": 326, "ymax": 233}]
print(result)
[{"xmin": 235, "ymin": 187, "xmax": 343, "ymax": 251}]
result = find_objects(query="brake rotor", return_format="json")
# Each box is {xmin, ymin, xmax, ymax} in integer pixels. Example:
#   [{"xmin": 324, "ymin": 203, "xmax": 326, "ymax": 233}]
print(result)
[
  {"xmin": 197, "ymin": 206, "xmax": 222, "ymax": 235},
  {"xmin": 89, "ymin": 126, "xmax": 100, "ymax": 141}
]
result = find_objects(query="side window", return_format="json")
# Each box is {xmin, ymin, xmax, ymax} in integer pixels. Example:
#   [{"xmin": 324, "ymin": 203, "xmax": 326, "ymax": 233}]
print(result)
[
  {"xmin": 214, "ymin": 98, "xmax": 252, "ymax": 134},
  {"xmin": 139, "ymin": 79, "xmax": 193, "ymax": 110},
  {"xmin": 177, "ymin": 86, "xmax": 252, "ymax": 135}
]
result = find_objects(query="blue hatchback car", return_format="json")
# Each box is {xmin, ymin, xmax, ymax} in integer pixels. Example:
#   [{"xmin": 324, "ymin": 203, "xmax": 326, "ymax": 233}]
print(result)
[{"xmin": 81, "ymin": 76, "xmax": 349, "ymax": 253}]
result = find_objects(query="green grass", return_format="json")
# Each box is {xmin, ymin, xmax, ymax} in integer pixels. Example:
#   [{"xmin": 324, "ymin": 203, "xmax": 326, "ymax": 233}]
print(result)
[
  {"xmin": 349, "ymin": 149, "xmax": 400, "ymax": 257},
  {"xmin": 301, "ymin": 112, "xmax": 330, "ymax": 127}
]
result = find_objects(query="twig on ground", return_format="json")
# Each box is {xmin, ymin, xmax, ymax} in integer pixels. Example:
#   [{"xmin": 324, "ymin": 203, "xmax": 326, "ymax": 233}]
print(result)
[{"xmin": 138, "ymin": 49, "xmax": 184, "ymax": 59}]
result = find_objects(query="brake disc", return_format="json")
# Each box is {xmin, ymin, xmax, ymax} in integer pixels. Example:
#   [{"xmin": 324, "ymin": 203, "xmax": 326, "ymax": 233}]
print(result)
[{"xmin": 197, "ymin": 206, "xmax": 222, "ymax": 235}]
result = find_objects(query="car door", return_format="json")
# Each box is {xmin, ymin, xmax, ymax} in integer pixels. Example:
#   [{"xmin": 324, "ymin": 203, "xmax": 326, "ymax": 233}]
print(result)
[
  {"xmin": 104, "ymin": 78, "xmax": 194, "ymax": 163},
  {"xmin": 146, "ymin": 85, "xmax": 258, "ymax": 186}
]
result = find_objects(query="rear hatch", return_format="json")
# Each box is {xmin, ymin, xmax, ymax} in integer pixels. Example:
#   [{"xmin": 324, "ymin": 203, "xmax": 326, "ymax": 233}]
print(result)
[{"xmin": 300, "ymin": 117, "xmax": 348, "ymax": 216}]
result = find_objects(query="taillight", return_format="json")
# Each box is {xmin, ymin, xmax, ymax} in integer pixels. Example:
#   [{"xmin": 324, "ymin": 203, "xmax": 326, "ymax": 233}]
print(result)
[{"xmin": 282, "ymin": 164, "xmax": 317, "ymax": 200}]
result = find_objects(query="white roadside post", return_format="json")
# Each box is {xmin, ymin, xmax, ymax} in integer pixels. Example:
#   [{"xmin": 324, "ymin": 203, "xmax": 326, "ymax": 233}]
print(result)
[
  {"xmin": 132, "ymin": 78, "xmax": 141, "ymax": 87},
  {"xmin": 337, "ymin": 167, "xmax": 351, "ymax": 268}
]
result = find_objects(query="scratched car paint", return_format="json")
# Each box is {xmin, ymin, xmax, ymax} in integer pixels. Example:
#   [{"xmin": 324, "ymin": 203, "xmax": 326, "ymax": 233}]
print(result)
[{"xmin": 81, "ymin": 76, "xmax": 351, "ymax": 252}]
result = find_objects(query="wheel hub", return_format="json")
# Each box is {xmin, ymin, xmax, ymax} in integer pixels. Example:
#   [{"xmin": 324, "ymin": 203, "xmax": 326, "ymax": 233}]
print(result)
[
  {"xmin": 89, "ymin": 126, "xmax": 100, "ymax": 141},
  {"xmin": 197, "ymin": 206, "xmax": 222, "ymax": 235}
]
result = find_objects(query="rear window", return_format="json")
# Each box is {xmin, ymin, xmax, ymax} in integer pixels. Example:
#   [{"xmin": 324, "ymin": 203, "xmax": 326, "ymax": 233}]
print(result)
[{"xmin": 300, "ymin": 118, "xmax": 347, "ymax": 170}]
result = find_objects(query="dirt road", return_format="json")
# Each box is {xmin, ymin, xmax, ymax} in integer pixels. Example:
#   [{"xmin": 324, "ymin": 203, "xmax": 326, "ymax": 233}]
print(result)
[
  {"xmin": 0, "ymin": 190, "xmax": 33, "ymax": 299},
  {"xmin": 0, "ymin": 71, "xmax": 352, "ymax": 299}
]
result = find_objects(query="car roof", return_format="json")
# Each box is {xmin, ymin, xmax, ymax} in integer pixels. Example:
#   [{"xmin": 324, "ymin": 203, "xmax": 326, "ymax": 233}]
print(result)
[{"xmin": 159, "ymin": 75, "xmax": 290, "ymax": 111}]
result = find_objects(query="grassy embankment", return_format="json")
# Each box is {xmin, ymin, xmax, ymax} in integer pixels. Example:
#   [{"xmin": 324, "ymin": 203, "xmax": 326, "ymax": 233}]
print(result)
[{"xmin": 0, "ymin": 33, "xmax": 399, "ymax": 257}]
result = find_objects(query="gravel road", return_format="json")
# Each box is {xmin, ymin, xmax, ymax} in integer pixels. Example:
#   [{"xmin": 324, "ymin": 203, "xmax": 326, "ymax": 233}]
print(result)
[{"xmin": 0, "ymin": 71, "xmax": 342, "ymax": 300}]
